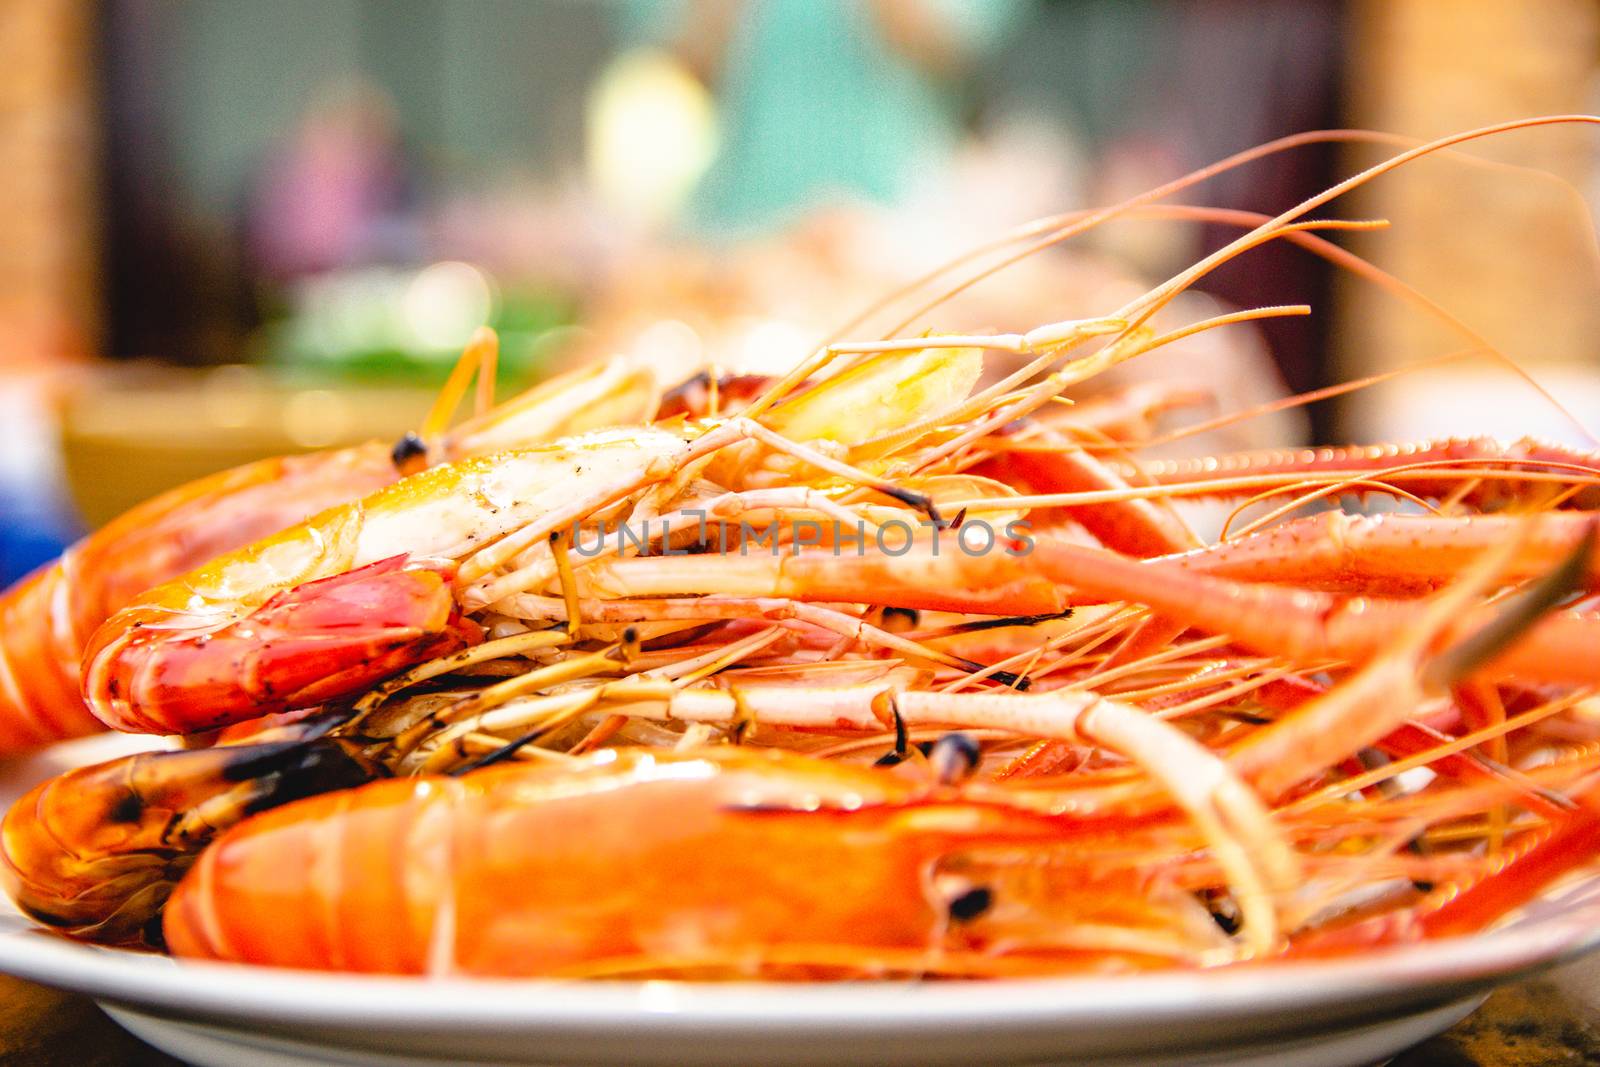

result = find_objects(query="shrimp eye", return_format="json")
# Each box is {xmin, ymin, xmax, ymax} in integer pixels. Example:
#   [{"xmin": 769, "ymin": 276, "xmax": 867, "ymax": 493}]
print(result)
[
  {"xmin": 108, "ymin": 793, "xmax": 143, "ymax": 823},
  {"xmin": 928, "ymin": 732, "xmax": 981, "ymax": 784},
  {"xmin": 947, "ymin": 885, "xmax": 993, "ymax": 923},
  {"xmin": 1198, "ymin": 889, "xmax": 1241, "ymax": 934},
  {"xmin": 880, "ymin": 606, "xmax": 919, "ymax": 632},
  {"xmin": 391, "ymin": 432, "xmax": 429, "ymax": 472}
]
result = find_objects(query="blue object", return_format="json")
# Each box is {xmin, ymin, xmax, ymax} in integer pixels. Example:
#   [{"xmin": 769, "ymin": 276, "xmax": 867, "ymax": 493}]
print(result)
[{"xmin": 0, "ymin": 488, "xmax": 80, "ymax": 587}]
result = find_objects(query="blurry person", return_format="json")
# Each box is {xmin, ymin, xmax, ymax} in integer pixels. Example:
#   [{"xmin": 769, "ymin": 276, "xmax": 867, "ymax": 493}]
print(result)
[
  {"xmin": 623, "ymin": 0, "xmax": 1022, "ymax": 237},
  {"xmin": 242, "ymin": 82, "xmax": 422, "ymax": 283}
]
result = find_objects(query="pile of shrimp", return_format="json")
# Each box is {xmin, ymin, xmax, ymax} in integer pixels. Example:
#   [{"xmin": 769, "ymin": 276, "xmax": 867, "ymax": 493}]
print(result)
[{"xmin": 6, "ymin": 115, "xmax": 1600, "ymax": 980}]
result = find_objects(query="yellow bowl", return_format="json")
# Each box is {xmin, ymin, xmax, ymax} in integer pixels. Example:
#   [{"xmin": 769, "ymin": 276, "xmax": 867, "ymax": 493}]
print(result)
[{"xmin": 60, "ymin": 364, "xmax": 438, "ymax": 530}]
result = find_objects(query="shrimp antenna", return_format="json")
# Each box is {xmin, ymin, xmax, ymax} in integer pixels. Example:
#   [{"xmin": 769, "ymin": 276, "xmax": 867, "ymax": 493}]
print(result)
[
  {"xmin": 1102, "ymin": 116, "xmax": 1600, "ymax": 444},
  {"xmin": 837, "ymin": 121, "xmax": 1600, "ymax": 448},
  {"xmin": 850, "ymin": 125, "xmax": 1597, "ymax": 349}
]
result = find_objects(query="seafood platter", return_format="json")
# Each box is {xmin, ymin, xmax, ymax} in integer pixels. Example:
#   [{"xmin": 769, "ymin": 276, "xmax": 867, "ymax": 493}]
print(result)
[{"xmin": 5, "ymin": 117, "xmax": 1600, "ymax": 1065}]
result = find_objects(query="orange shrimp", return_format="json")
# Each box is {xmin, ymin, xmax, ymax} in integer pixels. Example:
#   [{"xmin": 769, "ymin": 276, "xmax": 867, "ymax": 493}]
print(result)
[
  {"xmin": 0, "ymin": 449, "xmax": 396, "ymax": 752},
  {"xmin": 80, "ymin": 428, "xmax": 703, "ymax": 735},
  {"xmin": 162, "ymin": 747, "xmax": 1239, "ymax": 977},
  {"xmin": 12, "ymin": 634, "xmax": 1298, "ymax": 953},
  {"xmin": 0, "ymin": 735, "xmax": 380, "ymax": 945},
  {"xmin": 78, "ymin": 341, "xmax": 999, "ymax": 738},
  {"xmin": 0, "ymin": 342, "xmax": 655, "ymax": 754},
  {"xmin": 83, "ymin": 118, "xmax": 1600, "ymax": 741}
]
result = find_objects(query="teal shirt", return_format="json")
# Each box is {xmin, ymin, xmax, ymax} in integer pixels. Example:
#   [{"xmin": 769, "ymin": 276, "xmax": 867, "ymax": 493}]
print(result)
[{"xmin": 623, "ymin": 0, "xmax": 1019, "ymax": 237}]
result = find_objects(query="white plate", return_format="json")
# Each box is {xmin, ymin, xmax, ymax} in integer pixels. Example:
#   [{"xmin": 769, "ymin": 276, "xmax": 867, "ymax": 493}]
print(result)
[{"xmin": 3, "ymin": 736, "xmax": 1599, "ymax": 1067}]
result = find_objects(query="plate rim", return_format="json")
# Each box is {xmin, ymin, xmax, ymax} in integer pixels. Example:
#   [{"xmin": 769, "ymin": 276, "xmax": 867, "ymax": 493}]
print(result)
[{"xmin": 0, "ymin": 905, "xmax": 1595, "ymax": 1032}]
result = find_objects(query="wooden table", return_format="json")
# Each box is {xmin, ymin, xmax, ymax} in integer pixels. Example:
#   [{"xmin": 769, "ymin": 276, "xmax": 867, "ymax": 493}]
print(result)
[
  {"xmin": 0, "ymin": 974, "xmax": 181, "ymax": 1066},
  {"xmin": 2, "ymin": 972, "xmax": 1597, "ymax": 1065}
]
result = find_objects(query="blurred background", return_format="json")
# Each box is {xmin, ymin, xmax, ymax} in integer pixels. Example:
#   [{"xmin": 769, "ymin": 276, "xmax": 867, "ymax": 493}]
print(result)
[{"xmin": 2, "ymin": 0, "xmax": 1599, "ymax": 584}]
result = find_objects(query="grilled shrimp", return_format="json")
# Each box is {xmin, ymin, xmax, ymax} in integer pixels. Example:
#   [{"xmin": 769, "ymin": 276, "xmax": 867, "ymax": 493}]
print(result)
[
  {"xmin": 163, "ymin": 746, "xmax": 1240, "ymax": 976},
  {"xmin": 0, "ymin": 334, "xmax": 655, "ymax": 754},
  {"xmin": 0, "ymin": 736, "xmax": 380, "ymax": 945},
  {"xmin": 78, "ymin": 342, "xmax": 992, "ymax": 737}
]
